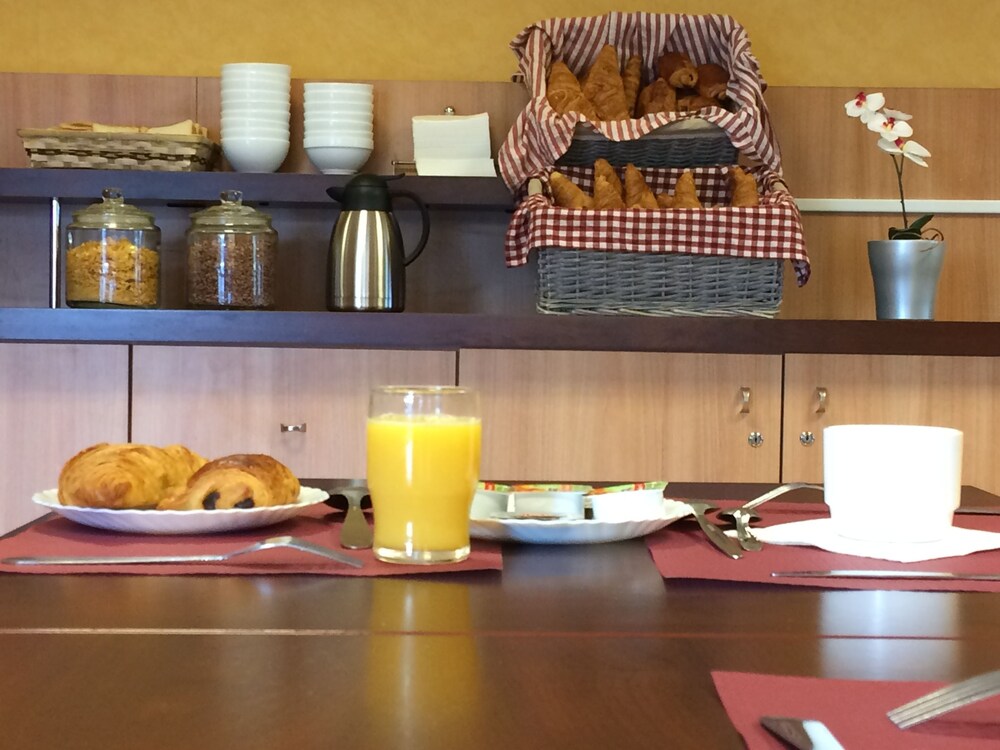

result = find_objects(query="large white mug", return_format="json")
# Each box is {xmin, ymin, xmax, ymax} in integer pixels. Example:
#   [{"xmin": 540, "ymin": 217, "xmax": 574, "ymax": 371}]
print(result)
[{"xmin": 823, "ymin": 424, "xmax": 963, "ymax": 543}]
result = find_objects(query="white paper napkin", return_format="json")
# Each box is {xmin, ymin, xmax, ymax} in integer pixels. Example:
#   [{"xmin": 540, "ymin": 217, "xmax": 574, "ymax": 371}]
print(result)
[
  {"xmin": 748, "ymin": 518, "xmax": 1000, "ymax": 563},
  {"xmin": 412, "ymin": 112, "xmax": 495, "ymax": 176}
]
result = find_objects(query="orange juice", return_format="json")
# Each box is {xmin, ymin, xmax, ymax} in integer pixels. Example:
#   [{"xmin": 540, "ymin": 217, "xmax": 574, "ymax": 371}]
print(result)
[{"xmin": 367, "ymin": 413, "xmax": 482, "ymax": 563}]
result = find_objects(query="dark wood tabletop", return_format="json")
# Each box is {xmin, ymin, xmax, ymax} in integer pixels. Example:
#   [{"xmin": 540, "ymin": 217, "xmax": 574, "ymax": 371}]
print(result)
[{"xmin": 2, "ymin": 483, "xmax": 999, "ymax": 749}]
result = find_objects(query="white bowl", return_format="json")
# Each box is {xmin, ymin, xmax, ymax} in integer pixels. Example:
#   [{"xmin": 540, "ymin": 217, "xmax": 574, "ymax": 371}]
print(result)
[
  {"xmin": 304, "ymin": 134, "xmax": 374, "ymax": 149},
  {"xmin": 222, "ymin": 62, "xmax": 291, "ymax": 77},
  {"xmin": 221, "ymin": 87, "xmax": 290, "ymax": 102},
  {"xmin": 304, "ymin": 113, "xmax": 374, "ymax": 125},
  {"xmin": 470, "ymin": 489, "xmax": 510, "ymax": 519},
  {"xmin": 222, "ymin": 115, "xmax": 292, "ymax": 129},
  {"xmin": 303, "ymin": 93, "xmax": 373, "ymax": 107},
  {"xmin": 222, "ymin": 82, "xmax": 291, "ymax": 97},
  {"xmin": 305, "ymin": 144, "xmax": 373, "ymax": 175},
  {"xmin": 588, "ymin": 488, "xmax": 667, "ymax": 521},
  {"xmin": 222, "ymin": 126, "xmax": 290, "ymax": 140},
  {"xmin": 304, "ymin": 124, "xmax": 373, "ymax": 138},
  {"xmin": 221, "ymin": 103, "xmax": 290, "ymax": 117},
  {"xmin": 223, "ymin": 136, "xmax": 290, "ymax": 173},
  {"xmin": 304, "ymin": 81, "xmax": 373, "ymax": 95},
  {"xmin": 510, "ymin": 491, "xmax": 586, "ymax": 519}
]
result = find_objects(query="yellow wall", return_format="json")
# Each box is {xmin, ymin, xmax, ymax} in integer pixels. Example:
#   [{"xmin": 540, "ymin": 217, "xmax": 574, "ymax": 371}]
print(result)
[{"xmin": 3, "ymin": 0, "xmax": 998, "ymax": 87}]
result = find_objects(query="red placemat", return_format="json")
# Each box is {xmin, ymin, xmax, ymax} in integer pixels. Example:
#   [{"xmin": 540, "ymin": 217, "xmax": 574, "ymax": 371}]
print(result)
[
  {"xmin": 0, "ymin": 505, "xmax": 502, "ymax": 576},
  {"xmin": 713, "ymin": 670, "xmax": 1000, "ymax": 749},
  {"xmin": 646, "ymin": 501, "xmax": 1000, "ymax": 591}
]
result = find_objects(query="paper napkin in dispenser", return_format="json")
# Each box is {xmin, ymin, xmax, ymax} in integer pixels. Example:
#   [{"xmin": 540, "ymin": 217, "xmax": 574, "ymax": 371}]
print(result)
[{"xmin": 412, "ymin": 112, "xmax": 496, "ymax": 177}]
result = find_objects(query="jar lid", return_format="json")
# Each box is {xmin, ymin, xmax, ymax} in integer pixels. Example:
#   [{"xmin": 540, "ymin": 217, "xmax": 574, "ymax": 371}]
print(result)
[
  {"xmin": 189, "ymin": 190, "xmax": 274, "ymax": 231},
  {"xmin": 71, "ymin": 188, "xmax": 157, "ymax": 230}
]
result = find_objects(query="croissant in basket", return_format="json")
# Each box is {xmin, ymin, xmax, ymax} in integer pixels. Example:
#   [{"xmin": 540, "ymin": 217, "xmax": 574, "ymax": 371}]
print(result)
[
  {"xmin": 58, "ymin": 443, "xmax": 207, "ymax": 509},
  {"xmin": 546, "ymin": 61, "xmax": 598, "ymax": 120},
  {"xmin": 157, "ymin": 454, "xmax": 301, "ymax": 510}
]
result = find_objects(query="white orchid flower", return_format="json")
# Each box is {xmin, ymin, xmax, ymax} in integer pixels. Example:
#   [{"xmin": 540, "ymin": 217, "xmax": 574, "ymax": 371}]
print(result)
[
  {"xmin": 878, "ymin": 137, "xmax": 931, "ymax": 167},
  {"xmin": 845, "ymin": 91, "xmax": 885, "ymax": 123},
  {"xmin": 882, "ymin": 107, "xmax": 912, "ymax": 121},
  {"xmin": 867, "ymin": 112, "xmax": 914, "ymax": 139}
]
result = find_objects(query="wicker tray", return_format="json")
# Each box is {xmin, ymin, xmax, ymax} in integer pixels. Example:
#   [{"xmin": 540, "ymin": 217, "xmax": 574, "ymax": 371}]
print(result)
[
  {"xmin": 17, "ymin": 129, "xmax": 220, "ymax": 171},
  {"xmin": 556, "ymin": 119, "xmax": 738, "ymax": 169},
  {"xmin": 536, "ymin": 249, "xmax": 783, "ymax": 317}
]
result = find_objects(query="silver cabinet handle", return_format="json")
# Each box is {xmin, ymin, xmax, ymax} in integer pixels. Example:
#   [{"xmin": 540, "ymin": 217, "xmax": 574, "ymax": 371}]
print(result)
[
  {"xmin": 815, "ymin": 387, "xmax": 828, "ymax": 414},
  {"xmin": 739, "ymin": 386, "xmax": 751, "ymax": 414},
  {"xmin": 280, "ymin": 423, "xmax": 307, "ymax": 433}
]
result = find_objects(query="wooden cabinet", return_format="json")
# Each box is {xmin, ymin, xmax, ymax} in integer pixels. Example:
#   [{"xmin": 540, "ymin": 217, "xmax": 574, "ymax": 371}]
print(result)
[
  {"xmin": 459, "ymin": 349, "xmax": 782, "ymax": 483},
  {"xmin": 783, "ymin": 354, "xmax": 1000, "ymax": 494},
  {"xmin": 0, "ymin": 343, "xmax": 128, "ymax": 534},
  {"xmin": 131, "ymin": 346, "xmax": 456, "ymax": 479}
]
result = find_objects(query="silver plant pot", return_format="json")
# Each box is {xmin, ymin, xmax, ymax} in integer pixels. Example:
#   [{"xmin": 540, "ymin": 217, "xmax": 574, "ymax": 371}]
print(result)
[{"xmin": 867, "ymin": 239, "xmax": 945, "ymax": 320}]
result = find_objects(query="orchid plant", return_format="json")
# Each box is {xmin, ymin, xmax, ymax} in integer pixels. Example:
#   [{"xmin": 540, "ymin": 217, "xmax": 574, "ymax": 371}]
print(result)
[{"xmin": 845, "ymin": 91, "xmax": 937, "ymax": 240}]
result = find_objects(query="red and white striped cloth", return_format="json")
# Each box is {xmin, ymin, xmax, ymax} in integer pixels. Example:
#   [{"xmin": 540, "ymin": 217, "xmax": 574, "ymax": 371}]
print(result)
[
  {"xmin": 504, "ymin": 165, "xmax": 811, "ymax": 286},
  {"xmin": 498, "ymin": 12, "xmax": 783, "ymax": 193}
]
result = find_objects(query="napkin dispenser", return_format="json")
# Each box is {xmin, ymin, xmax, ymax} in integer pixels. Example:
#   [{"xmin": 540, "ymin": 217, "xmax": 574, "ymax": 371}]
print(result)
[{"xmin": 411, "ymin": 112, "xmax": 496, "ymax": 177}]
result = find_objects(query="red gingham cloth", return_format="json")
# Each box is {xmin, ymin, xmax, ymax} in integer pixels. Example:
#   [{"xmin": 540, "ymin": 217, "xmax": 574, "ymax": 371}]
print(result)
[
  {"xmin": 504, "ymin": 165, "xmax": 811, "ymax": 286},
  {"xmin": 498, "ymin": 13, "xmax": 783, "ymax": 193}
]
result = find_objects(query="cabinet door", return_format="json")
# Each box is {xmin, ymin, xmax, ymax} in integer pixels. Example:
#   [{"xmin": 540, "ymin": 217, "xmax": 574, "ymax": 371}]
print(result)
[
  {"xmin": 459, "ymin": 349, "xmax": 781, "ymax": 483},
  {"xmin": 131, "ymin": 346, "xmax": 455, "ymax": 479},
  {"xmin": 784, "ymin": 354, "xmax": 1000, "ymax": 493},
  {"xmin": 0, "ymin": 343, "xmax": 129, "ymax": 533}
]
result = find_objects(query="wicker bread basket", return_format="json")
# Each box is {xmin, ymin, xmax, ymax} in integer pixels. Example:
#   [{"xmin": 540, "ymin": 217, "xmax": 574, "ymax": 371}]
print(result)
[{"xmin": 18, "ymin": 129, "xmax": 220, "ymax": 171}]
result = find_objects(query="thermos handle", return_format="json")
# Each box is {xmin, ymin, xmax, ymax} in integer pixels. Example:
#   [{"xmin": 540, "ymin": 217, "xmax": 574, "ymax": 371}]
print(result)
[{"xmin": 389, "ymin": 190, "xmax": 430, "ymax": 266}]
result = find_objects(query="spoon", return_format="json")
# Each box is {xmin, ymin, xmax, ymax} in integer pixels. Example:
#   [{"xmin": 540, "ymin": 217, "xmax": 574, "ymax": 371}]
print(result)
[
  {"xmin": 337, "ymin": 486, "xmax": 374, "ymax": 550},
  {"xmin": 1, "ymin": 535, "xmax": 364, "ymax": 568}
]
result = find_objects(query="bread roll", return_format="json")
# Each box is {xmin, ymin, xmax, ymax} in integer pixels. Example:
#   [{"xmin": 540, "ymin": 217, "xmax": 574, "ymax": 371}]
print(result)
[
  {"xmin": 58, "ymin": 442, "xmax": 207, "ymax": 509},
  {"xmin": 157, "ymin": 454, "xmax": 300, "ymax": 510}
]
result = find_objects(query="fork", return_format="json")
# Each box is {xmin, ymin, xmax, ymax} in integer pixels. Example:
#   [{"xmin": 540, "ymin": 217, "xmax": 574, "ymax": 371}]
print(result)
[
  {"xmin": 1, "ymin": 535, "xmax": 364, "ymax": 568},
  {"xmin": 716, "ymin": 482, "xmax": 825, "ymax": 551},
  {"xmin": 887, "ymin": 669, "xmax": 1000, "ymax": 729}
]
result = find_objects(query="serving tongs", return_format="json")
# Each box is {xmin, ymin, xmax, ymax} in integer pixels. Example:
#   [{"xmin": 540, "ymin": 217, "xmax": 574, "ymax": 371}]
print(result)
[{"xmin": 717, "ymin": 482, "xmax": 825, "ymax": 551}]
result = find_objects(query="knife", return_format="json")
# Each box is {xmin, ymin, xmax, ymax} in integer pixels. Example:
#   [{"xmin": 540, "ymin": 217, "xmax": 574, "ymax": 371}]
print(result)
[
  {"xmin": 760, "ymin": 716, "xmax": 845, "ymax": 750},
  {"xmin": 772, "ymin": 569, "xmax": 1000, "ymax": 581},
  {"xmin": 955, "ymin": 507, "xmax": 1000, "ymax": 515}
]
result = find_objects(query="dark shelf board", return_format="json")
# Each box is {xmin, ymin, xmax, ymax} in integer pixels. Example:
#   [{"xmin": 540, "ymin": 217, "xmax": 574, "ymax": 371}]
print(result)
[
  {"xmin": 1, "ymin": 308, "xmax": 999, "ymax": 356},
  {"xmin": 0, "ymin": 168, "xmax": 515, "ymax": 210}
]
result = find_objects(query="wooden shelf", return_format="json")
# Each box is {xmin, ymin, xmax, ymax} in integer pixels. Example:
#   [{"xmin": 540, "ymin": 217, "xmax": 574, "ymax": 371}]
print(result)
[
  {"xmin": 2, "ymin": 308, "xmax": 999, "ymax": 356},
  {"xmin": 0, "ymin": 168, "xmax": 515, "ymax": 210}
]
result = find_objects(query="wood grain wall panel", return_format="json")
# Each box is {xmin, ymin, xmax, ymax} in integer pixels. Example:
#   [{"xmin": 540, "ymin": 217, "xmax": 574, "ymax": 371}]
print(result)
[
  {"xmin": 0, "ymin": 343, "xmax": 128, "ymax": 534},
  {"xmin": 0, "ymin": 73, "xmax": 199, "ymax": 169}
]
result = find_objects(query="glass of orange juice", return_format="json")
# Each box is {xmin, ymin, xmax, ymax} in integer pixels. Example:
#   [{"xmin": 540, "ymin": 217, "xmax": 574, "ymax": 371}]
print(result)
[{"xmin": 367, "ymin": 385, "xmax": 481, "ymax": 564}]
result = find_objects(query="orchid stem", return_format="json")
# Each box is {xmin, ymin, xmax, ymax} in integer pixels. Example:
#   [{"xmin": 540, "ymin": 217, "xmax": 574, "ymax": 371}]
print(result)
[{"xmin": 893, "ymin": 154, "xmax": 909, "ymax": 228}]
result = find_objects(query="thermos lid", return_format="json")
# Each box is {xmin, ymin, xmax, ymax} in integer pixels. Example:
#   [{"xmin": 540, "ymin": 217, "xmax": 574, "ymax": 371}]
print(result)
[{"xmin": 331, "ymin": 173, "xmax": 394, "ymax": 211}]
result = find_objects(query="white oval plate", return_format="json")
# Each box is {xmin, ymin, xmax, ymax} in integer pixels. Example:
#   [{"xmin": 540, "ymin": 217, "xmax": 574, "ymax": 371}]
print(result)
[
  {"xmin": 31, "ymin": 487, "xmax": 330, "ymax": 535},
  {"xmin": 469, "ymin": 500, "xmax": 692, "ymax": 545}
]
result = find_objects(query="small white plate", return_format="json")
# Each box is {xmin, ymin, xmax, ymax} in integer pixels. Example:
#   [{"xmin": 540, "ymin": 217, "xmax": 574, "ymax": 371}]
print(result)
[
  {"xmin": 31, "ymin": 487, "xmax": 330, "ymax": 535},
  {"xmin": 469, "ymin": 500, "xmax": 692, "ymax": 545}
]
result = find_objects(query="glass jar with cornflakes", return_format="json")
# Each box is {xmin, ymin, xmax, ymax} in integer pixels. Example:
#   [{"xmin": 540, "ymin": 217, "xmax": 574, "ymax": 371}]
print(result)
[
  {"xmin": 184, "ymin": 190, "xmax": 277, "ymax": 310},
  {"xmin": 65, "ymin": 188, "xmax": 161, "ymax": 308}
]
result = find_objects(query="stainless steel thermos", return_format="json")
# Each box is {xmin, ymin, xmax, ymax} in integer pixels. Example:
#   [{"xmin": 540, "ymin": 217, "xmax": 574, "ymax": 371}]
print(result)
[{"xmin": 326, "ymin": 174, "xmax": 430, "ymax": 312}]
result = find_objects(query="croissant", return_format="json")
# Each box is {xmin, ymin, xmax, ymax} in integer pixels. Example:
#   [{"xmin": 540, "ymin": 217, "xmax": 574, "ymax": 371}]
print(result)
[
  {"xmin": 655, "ymin": 192, "xmax": 675, "ymax": 209},
  {"xmin": 677, "ymin": 94, "xmax": 718, "ymax": 113},
  {"xmin": 594, "ymin": 158, "xmax": 623, "ymax": 199},
  {"xmin": 546, "ymin": 61, "xmax": 599, "ymax": 120},
  {"xmin": 672, "ymin": 169, "xmax": 703, "ymax": 209},
  {"xmin": 581, "ymin": 44, "xmax": 629, "ymax": 121},
  {"xmin": 729, "ymin": 166, "xmax": 760, "ymax": 207},
  {"xmin": 696, "ymin": 63, "xmax": 730, "ymax": 102},
  {"xmin": 624, "ymin": 164, "xmax": 658, "ymax": 210},
  {"xmin": 621, "ymin": 55, "xmax": 643, "ymax": 117},
  {"xmin": 58, "ymin": 442, "xmax": 207, "ymax": 509},
  {"xmin": 158, "ymin": 454, "xmax": 301, "ymax": 510},
  {"xmin": 656, "ymin": 51, "xmax": 698, "ymax": 88},
  {"xmin": 636, "ymin": 78, "xmax": 676, "ymax": 117},
  {"xmin": 549, "ymin": 171, "xmax": 594, "ymax": 209},
  {"xmin": 593, "ymin": 174, "xmax": 626, "ymax": 209}
]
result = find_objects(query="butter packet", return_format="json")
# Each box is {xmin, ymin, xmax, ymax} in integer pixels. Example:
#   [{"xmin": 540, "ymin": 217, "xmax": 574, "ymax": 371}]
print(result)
[
  {"xmin": 511, "ymin": 482, "xmax": 592, "ymax": 492},
  {"xmin": 477, "ymin": 481, "xmax": 513, "ymax": 492}
]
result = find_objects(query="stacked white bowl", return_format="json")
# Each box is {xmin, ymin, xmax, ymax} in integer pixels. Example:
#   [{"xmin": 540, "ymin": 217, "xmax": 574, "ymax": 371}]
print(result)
[
  {"xmin": 303, "ymin": 82, "xmax": 374, "ymax": 175},
  {"xmin": 221, "ymin": 63, "xmax": 291, "ymax": 173}
]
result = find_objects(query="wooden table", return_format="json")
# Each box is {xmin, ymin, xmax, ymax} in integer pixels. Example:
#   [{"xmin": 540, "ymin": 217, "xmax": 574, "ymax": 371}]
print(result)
[{"xmin": 2, "ymin": 484, "xmax": 999, "ymax": 749}]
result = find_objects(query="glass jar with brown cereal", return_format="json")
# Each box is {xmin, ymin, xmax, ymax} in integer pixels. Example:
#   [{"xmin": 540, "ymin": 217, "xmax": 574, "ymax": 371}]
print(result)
[
  {"xmin": 65, "ymin": 188, "xmax": 161, "ymax": 308},
  {"xmin": 185, "ymin": 190, "xmax": 278, "ymax": 310}
]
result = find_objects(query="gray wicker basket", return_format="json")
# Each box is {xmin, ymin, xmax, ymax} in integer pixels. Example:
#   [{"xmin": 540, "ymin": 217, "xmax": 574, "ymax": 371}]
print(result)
[
  {"xmin": 537, "ymin": 248, "xmax": 783, "ymax": 317},
  {"xmin": 556, "ymin": 119, "xmax": 738, "ymax": 169}
]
